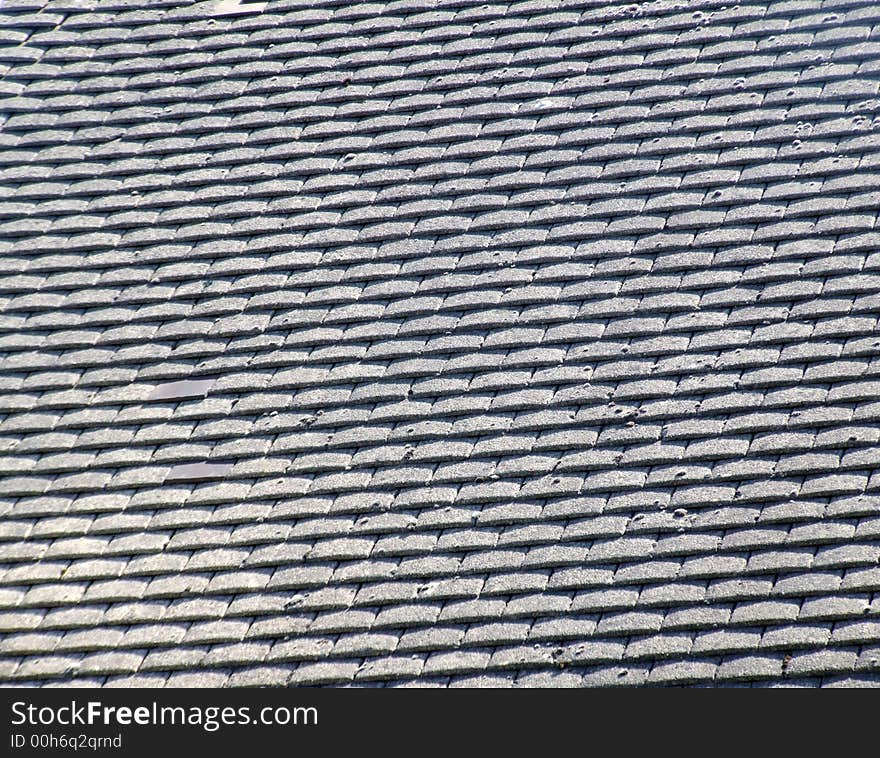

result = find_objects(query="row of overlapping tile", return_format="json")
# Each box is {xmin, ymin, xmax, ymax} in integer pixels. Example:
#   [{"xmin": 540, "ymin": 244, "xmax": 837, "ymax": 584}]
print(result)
[{"xmin": 1, "ymin": 0, "xmax": 879, "ymax": 686}]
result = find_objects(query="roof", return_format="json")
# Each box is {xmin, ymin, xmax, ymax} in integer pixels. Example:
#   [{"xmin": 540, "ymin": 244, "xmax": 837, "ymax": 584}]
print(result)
[{"xmin": 1, "ymin": 0, "xmax": 880, "ymax": 688}]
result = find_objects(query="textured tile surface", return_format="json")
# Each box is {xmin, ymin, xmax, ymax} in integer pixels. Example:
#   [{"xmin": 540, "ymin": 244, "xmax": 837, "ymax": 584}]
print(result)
[{"xmin": 1, "ymin": 0, "xmax": 880, "ymax": 688}]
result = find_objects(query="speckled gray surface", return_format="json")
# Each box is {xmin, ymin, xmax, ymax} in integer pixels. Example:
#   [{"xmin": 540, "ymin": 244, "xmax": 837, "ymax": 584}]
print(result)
[{"xmin": 1, "ymin": 0, "xmax": 880, "ymax": 687}]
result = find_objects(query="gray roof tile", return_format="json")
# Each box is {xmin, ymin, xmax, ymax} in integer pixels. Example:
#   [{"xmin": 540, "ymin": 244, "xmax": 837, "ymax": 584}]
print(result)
[{"xmin": 2, "ymin": 0, "xmax": 880, "ymax": 688}]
